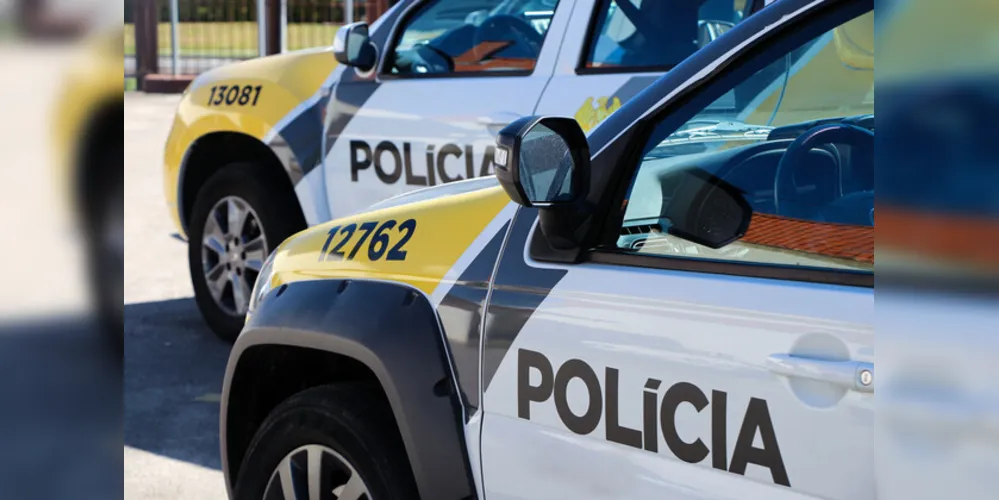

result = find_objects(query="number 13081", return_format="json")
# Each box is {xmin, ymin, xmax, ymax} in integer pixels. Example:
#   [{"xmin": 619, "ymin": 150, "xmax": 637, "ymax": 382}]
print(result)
[{"xmin": 208, "ymin": 85, "xmax": 262, "ymax": 107}]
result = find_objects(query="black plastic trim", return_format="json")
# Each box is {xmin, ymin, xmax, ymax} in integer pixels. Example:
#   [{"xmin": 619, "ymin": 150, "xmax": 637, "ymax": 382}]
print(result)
[
  {"xmin": 587, "ymin": 249, "xmax": 874, "ymax": 288},
  {"xmin": 237, "ymin": 278, "xmax": 476, "ymax": 500}
]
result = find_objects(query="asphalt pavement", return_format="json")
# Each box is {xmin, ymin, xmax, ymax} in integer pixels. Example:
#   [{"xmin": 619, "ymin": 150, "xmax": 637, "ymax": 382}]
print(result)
[{"xmin": 124, "ymin": 92, "xmax": 231, "ymax": 500}]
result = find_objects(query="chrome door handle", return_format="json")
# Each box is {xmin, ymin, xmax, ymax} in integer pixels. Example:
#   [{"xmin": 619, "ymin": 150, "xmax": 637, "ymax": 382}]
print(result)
[{"xmin": 767, "ymin": 354, "xmax": 874, "ymax": 393}]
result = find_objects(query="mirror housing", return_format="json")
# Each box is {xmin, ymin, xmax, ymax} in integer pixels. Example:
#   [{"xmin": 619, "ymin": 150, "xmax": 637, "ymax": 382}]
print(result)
[
  {"xmin": 333, "ymin": 22, "xmax": 377, "ymax": 72},
  {"xmin": 494, "ymin": 116, "xmax": 592, "ymax": 250}
]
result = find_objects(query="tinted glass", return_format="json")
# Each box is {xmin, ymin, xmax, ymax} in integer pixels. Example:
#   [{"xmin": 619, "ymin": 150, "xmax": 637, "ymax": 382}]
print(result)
[
  {"xmin": 613, "ymin": 12, "xmax": 875, "ymax": 273},
  {"xmin": 518, "ymin": 124, "xmax": 575, "ymax": 203},
  {"xmin": 389, "ymin": 0, "xmax": 559, "ymax": 75},
  {"xmin": 584, "ymin": 0, "xmax": 753, "ymax": 71}
]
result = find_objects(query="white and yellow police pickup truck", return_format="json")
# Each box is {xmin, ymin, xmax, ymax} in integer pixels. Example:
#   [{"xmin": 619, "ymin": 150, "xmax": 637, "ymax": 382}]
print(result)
[
  {"xmin": 164, "ymin": 0, "xmax": 776, "ymax": 340},
  {"xmin": 219, "ymin": 0, "xmax": 876, "ymax": 498}
]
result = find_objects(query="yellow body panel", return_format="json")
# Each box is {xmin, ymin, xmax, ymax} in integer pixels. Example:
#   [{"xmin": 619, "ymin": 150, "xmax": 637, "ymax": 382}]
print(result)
[
  {"xmin": 51, "ymin": 27, "xmax": 125, "ymax": 215},
  {"xmin": 267, "ymin": 186, "xmax": 512, "ymax": 297},
  {"xmin": 162, "ymin": 48, "xmax": 338, "ymax": 234}
]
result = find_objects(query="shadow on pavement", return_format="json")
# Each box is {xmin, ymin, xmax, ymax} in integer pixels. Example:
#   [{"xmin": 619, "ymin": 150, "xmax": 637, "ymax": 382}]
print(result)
[
  {"xmin": 125, "ymin": 297, "xmax": 232, "ymax": 472},
  {"xmin": 0, "ymin": 315, "xmax": 121, "ymax": 500}
]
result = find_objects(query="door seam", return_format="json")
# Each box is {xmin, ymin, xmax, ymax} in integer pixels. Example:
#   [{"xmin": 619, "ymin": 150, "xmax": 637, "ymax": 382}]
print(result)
[{"xmin": 475, "ymin": 205, "xmax": 521, "ymax": 500}]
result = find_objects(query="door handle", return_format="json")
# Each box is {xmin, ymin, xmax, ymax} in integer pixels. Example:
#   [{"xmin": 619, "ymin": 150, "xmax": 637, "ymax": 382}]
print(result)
[{"xmin": 767, "ymin": 354, "xmax": 874, "ymax": 393}]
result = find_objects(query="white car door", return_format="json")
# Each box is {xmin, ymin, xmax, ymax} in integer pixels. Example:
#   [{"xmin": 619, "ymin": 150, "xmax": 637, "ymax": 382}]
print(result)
[
  {"xmin": 478, "ymin": 3, "xmax": 875, "ymax": 499},
  {"xmin": 320, "ymin": 0, "xmax": 572, "ymax": 219},
  {"xmin": 535, "ymin": 0, "xmax": 760, "ymax": 134}
]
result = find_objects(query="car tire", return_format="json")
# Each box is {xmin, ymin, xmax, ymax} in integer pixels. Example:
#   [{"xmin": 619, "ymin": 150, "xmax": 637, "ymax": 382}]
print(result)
[
  {"xmin": 232, "ymin": 384, "xmax": 420, "ymax": 500},
  {"xmin": 188, "ymin": 163, "xmax": 304, "ymax": 343}
]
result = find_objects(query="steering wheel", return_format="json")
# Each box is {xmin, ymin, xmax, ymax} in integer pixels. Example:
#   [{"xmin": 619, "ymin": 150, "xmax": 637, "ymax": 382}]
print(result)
[
  {"xmin": 472, "ymin": 15, "xmax": 544, "ymax": 63},
  {"xmin": 774, "ymin": 123, "xmax": 874, "ymax": 222}
]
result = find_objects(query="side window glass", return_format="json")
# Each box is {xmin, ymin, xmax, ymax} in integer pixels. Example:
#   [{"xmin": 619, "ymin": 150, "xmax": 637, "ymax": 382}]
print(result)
[
  {"xmin": 388, "ymin": 0, "xmax": 560, "ymax": 76},
  {"xmin": 584, "ymin": 0, "xmax": 752, "ymax": 71},
  {"xmin": 612, "ymin": 13, "xmax": 875, "ymax": 273}
]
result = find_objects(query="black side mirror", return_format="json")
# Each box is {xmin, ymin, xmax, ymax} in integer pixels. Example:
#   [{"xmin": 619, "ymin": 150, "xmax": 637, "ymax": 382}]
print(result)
[
  {"xmin": 333, "ymin": 23, "xmax": 377, "ymax": 72},
  {"xmin": 659, "ymin": 168, "xmax": 753, "ymax": 249},
  {"xmin": 495, "ymin": 116, "xmax": 591, "ymax": 250},
  {"xmin": 494, "ymin": 116, "xmax": 589, "ymax": 207}
]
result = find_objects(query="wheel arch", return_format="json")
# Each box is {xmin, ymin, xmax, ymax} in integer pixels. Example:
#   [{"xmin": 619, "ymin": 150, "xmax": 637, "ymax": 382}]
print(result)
[
  {"xmin": 221, "ymin": 278, "xmax": 477, "ymax": 500},
  {"xmin": 177, "ymin": 131, "xmax": 306, "ymax": 234}
]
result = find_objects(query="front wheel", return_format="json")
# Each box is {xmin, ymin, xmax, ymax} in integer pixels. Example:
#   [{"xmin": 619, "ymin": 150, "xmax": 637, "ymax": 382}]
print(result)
[
  {"xmin": 187, "ymin": 163, "xmax": 304, "ymax": 342},
  {"xmin": 233, "ymin": 384, "xmax": 419, "ymax": 500}
]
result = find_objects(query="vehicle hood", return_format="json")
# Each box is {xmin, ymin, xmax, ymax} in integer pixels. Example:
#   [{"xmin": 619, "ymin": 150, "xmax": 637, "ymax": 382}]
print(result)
[
  {"xmin": 268, "ymin": 182, "xmax": 514, "ymax": 296},
  {"xmin": 187, "ymin": 47, "xmax": 339, "ymax": 99},
  {"xmin": 364, "ymin": 176, "xmax": 502, "ymax": 212}
]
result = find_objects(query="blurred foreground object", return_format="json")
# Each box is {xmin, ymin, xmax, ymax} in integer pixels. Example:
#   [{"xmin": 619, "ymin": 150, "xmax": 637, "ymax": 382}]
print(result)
[
  {"xmin": 877, "ymin": 1, "xmax": 999, "ymax": 499},
  {"xmin": 15, "ymin": 0, "xmax": 90, "ymax": 39},
  {"xmin": 48, "ymin": 15, "xmax": 124, "ymax": 352},
  {"xmin": 0, "ymin": 9, "xmax": 122, "ymax": 500}
]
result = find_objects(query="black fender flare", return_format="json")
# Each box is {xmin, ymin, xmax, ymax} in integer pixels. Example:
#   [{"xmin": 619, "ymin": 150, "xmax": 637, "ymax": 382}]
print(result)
[{"xmin": 221, "ymin": 278, "xmax": 476, "ymax": 500}]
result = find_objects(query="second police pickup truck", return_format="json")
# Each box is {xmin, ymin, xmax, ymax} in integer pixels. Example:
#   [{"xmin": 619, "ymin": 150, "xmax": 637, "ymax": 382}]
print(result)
[{"xmin": 162, "ymin": 0, "xmax": 782, "ymax": 340}]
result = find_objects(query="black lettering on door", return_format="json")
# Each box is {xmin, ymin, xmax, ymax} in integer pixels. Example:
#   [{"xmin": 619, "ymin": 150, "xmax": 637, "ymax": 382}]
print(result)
[
  {"xmin": 554, "ymin": 359, "xmax": 602, "ymax": 435},
  {"xmin": 479, "ymin": 145, "xmax": 496, "ymax": 177},
  {"xmin": 711, "ymin": 390, "xmax": 728, "ymax": 471},
  {"xmin": 729, "ymin": 398, "xmax": 790, "ymax": 487},
  {"xmin": 643, "ymin": 379, "xmax": 662, "ymax": 452},
  {"xmin": 660, "ymin": 382, "xmax": 710, "ymax": 464},
  {"xmin": 605, "ymin": 367, "xmax": 642, "ymax": 449},
  {"xmin": 464, "ymin": 145, "xmax": 476, "ymax": 179},
  {"xmin": 403, "ymin": 142, "xmax": 428, "ymax": 186},
  {"xmin": 437, "ymin": 144, "xmax": 464, "ymax": 183},
  {"xmin": 374, "ymin": 141, "xmax": 402, "ymax": 184},
  {"xmin": 350, "ymin": 141, "xmax": 372, "ymax": 182},
  {"xmin": 517, "ymin": 349, "xmax": 554, "ymax": 420}
]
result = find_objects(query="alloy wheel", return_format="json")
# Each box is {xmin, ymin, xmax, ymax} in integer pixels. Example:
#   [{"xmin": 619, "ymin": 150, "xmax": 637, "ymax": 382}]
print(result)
[
  {"xmin": 264, "ymin": 444, "xmax": 372, "ymax": 500},
  {"xmin": 200, "ymin": 196, "xmax": 268, "ymax": 316}
]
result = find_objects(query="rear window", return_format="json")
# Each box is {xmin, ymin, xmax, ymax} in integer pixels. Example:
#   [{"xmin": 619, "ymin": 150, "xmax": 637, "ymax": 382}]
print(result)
[{"xmin": 582, "ymin": 0, "xmax": 754, "ymax": 72}]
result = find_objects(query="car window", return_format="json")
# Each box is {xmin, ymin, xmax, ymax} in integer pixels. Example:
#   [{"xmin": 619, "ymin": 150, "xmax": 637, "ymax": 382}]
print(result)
[
  {"xmin": 610, "ymin": 12, "xmax": 875, "ymax": 274},
  {"xmin": 387, "ymin": 0, "xmax": 560, "ymax": 76},
  {"xmin": 583, "ymin": 0, "xmax": 753, "ymax": 71}
]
